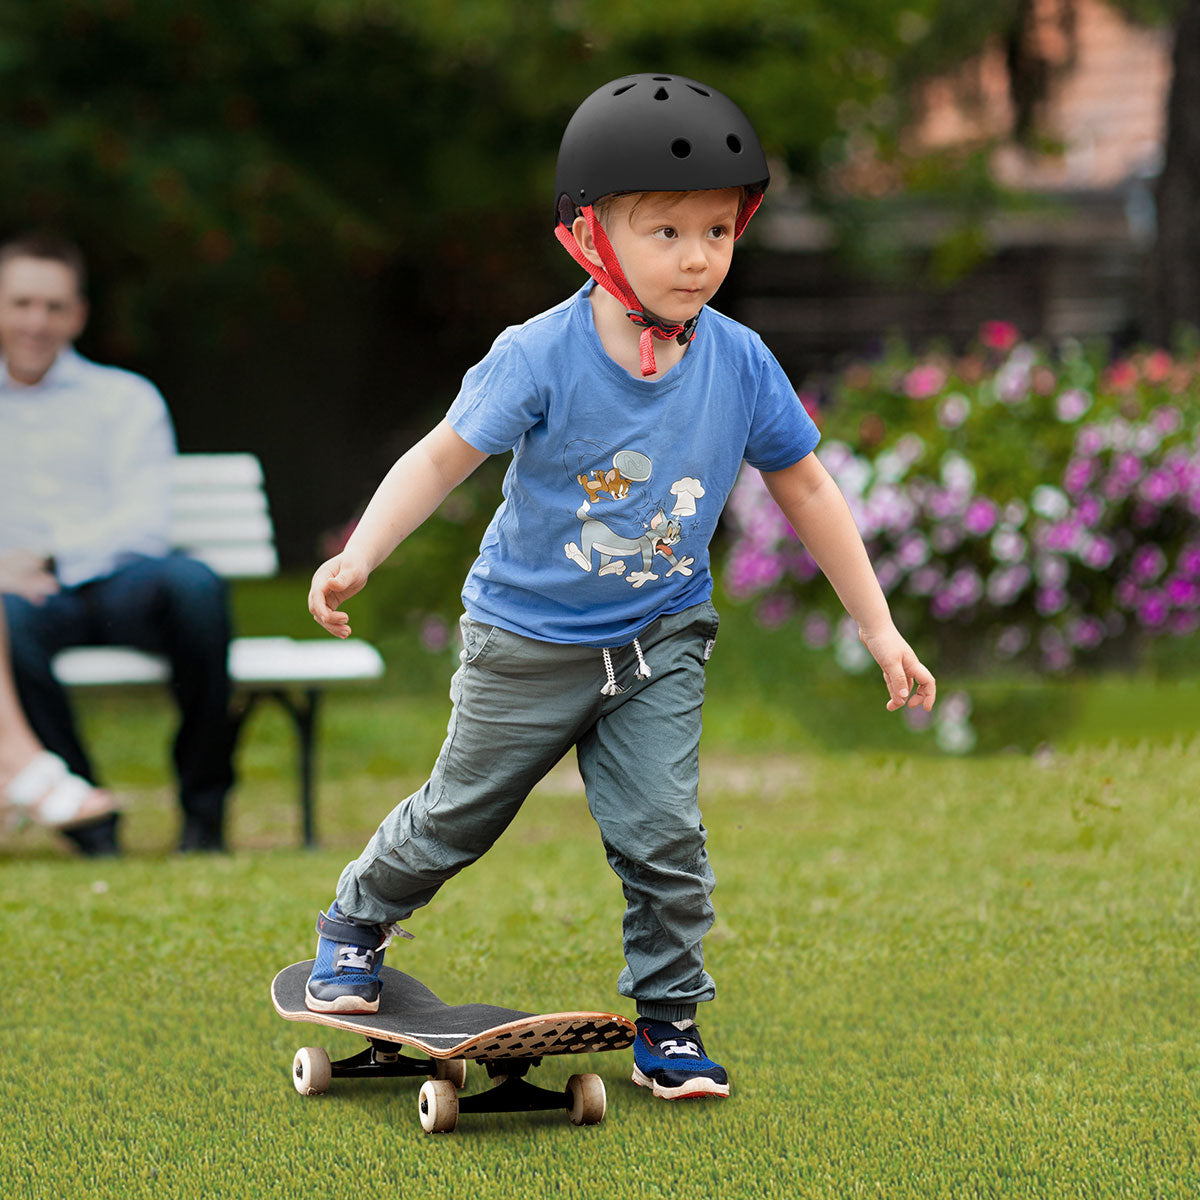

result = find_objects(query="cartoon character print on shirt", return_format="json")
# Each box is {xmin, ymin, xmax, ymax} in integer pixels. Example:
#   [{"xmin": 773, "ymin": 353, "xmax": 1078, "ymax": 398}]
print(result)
[{"xmin": 562, "ymin": 442, "xmax": 703, "ymax": 589}]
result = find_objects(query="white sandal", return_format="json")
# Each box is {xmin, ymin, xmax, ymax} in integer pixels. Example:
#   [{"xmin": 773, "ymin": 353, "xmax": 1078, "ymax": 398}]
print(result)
[{"xmin": 3, "ymin": 751, "xmax": 119, "ymax": 831}]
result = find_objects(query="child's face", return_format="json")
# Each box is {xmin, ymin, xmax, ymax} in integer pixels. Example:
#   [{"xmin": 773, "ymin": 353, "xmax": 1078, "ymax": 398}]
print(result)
[{"xmin": 582, "ymin": 188, "xmax": 742, "ymax": 324}]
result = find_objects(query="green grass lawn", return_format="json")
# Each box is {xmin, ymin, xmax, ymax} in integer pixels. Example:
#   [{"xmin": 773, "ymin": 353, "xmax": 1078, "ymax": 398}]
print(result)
[{"xmin": 3, "ymin": 590, "xmax": 1199, "ymax": 1198}]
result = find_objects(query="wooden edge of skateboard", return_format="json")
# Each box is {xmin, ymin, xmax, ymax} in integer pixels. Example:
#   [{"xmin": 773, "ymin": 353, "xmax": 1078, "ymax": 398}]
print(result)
[{"xmin": 272, "ymin": 980, "xmax": 635, "ymax": 1060}]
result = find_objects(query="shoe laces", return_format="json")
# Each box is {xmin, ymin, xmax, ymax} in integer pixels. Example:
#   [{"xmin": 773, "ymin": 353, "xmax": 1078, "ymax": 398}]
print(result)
[
  {"xmin": 334, "ymin": 922, "xmax": 412, "ymax": 974},
  {"xmin": 644, "ymin": 1022, "xmax": 706, "ymax": 1060}
]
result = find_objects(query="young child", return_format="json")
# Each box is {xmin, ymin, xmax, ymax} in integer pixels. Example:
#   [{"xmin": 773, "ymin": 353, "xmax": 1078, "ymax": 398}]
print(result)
[{"xmin": 304, "ymin": 73, "xmax": 936, "ymax": 1101}]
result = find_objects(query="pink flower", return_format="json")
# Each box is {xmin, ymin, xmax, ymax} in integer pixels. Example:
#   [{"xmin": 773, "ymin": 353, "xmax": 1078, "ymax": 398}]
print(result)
[
  {"xmin": 1055, "ymin": 388, "xmax": 1092, "ymax": 422},
  {"xmin": 1105, "ymin": 360, "xmax": 1139, "ymax": 392},
  {"xmin": 1144, "ymin": 351, "xmax": 1173, "ymax": 383},
  {"xmin": 980, "ymin": 320, "xmax": 1020, "ymax": 352},
  {"xmin": 419, "ymin": 616, "xmax": 449, "ymax": 653},
  {"xmin": 904, "ymin": 364, "xmax": 947, "ymax": 399}
]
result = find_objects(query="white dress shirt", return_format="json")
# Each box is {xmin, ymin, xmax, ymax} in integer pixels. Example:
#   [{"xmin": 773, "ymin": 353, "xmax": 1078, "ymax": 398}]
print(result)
[{"xmin": 0, "ymin": 347, "xmax": 175, "ymax": 586}]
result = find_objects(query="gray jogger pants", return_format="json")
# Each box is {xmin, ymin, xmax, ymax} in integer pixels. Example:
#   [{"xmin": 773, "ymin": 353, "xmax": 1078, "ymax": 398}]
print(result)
[{"xmin": 335, "ymin": 599, "xmax": 720, "ymax": 1021}]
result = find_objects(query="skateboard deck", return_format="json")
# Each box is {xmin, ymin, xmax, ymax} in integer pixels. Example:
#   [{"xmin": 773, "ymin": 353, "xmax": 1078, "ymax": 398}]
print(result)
[{"xmin": 271, "ymin": 961, "xmax": 636, "ymax": 1132}]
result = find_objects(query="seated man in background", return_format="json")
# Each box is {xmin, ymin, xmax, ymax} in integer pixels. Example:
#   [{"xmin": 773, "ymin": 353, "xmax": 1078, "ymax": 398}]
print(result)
[{"xmin": 0, "ymin": 233, "xmax": 235, "ymax": 856}]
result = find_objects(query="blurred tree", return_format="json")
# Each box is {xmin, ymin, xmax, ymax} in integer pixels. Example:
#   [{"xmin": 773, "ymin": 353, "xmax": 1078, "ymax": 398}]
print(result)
[{"xmin": 1148, "ymin": 0, "xmax": 1200, "ymax": 343}]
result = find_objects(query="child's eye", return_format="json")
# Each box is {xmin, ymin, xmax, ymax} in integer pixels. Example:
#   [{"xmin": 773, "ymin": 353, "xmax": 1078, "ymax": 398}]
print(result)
[
  {"xmin": 653, "ymin": 227, "xmax": 678, "ymax": 240},
  {"xmin": 708, "ymin": 225, "xmax": 731, "ymax": 239}
]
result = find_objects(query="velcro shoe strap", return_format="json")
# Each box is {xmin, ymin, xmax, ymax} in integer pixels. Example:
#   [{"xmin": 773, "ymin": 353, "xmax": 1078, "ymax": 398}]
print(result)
[{"xmin": 316, "ymin": 909, "xmax": 383, "ymax": 949}]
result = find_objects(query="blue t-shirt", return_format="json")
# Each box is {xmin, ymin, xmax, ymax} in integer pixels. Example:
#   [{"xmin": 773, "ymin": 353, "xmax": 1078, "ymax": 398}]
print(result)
[{"xmin": 447, "ymin": 283, "xmax": 820, "ymax": 646}]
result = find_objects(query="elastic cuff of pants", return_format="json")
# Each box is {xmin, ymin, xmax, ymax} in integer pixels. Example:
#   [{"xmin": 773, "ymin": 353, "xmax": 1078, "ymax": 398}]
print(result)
[{"xmin": 636, "ymin": 1002, "xmax": 698, "ymax": 1023}]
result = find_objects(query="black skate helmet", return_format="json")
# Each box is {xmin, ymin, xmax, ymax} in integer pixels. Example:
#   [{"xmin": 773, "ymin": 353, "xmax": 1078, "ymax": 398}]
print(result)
[{"xmin": 554, "ymin": 73, "xmax": 770, "ymax": 376}]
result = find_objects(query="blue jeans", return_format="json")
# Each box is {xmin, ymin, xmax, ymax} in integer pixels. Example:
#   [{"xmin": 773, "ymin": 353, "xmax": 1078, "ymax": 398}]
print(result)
[
  {"xmin": 336, "ymin": 599, "xmax": 721, "ymax": 1022},
  {"xmin": 3, "ymin": 553, "xmax": 235, "ymax": 828}
]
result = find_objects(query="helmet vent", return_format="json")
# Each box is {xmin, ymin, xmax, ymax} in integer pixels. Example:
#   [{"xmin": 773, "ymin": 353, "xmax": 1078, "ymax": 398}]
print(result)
[
  {"xmin": 653, "ymin": 87, "xmax": 670, "ymax": 100},
  {"xmin": 612, "ymin": 83, "xmax": 636, "ymax": 96},
  {"xmin": 670, "ymin": 138, "xmax": 692, "ymax": 159},
  {"xmin": 653, "ymin": 76, "xmax": 672, "ymax": 81},
  {"xmin": 688, "ymin": 85, "xmax": 711, "ymax": 97},
  {"xmin": 726, "ymin": 134, "xmax": 743, "ymax": 154}
]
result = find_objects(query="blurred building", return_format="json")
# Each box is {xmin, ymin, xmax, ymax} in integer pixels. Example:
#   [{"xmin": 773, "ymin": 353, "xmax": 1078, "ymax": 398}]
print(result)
[{"xmin": 733, "ymin": 0, "xmax": 1173, "ymax": 379}]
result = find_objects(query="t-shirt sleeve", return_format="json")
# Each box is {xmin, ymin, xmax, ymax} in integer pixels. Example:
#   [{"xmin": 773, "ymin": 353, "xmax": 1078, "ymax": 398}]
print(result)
[
  {"xmin": 446, "ymin": 329, "xmax": 544, "ymax": 455},
  {"xmin": 742, "ymin": 344, "xmax": 821, "ymax": 472}
]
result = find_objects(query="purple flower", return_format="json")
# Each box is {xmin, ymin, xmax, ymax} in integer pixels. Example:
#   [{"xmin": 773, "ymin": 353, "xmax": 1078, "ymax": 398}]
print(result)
[
  {"xmin": 908, "ymin": 566, "xmax": 943, "ymax": 596},
  {"xmin": 1063, "ymin": 457, "xmax": 1096, "ymax": 495},
  {"xmin": 1039, "ymin": 627, "xmax": 1072, "ymax": 672},
  {"xmin": 1076, "ymin": 425, "xmax": 1107, "ymax": 456},
  {"xmin": 1080, "ymin": 536, "xmax": 1115, "ymax": 570},
  {"xmin": 1076, "ymin": 494, "xmax": 1104, "ymax": 527},
  {"xmin": 1041, "ymin": 519, "xmax": 1082, "ymax": 553},
  {"xmin": 937, "ymin": 393, "xmax": 970, "ymax": 428},
  {"xmin": 802, "ymin": 612, "xmax": 833, "ymax": 648},
  {"xmin": 1166, "ymin": 577, "xmax": 1200, "ymax": 607},
  {"xmin": 1104, "ymin": 453, "xmax": 1144, "ymax": 498},
  {"xmin": 419, "ymin": 616, "xmax": 450, "ymax": 653},
  {"xmin": 1035, "ymin": 587, "xmax": 1069, "ymax": 616},
  {"xmin": 1130, "ymin": 544, "xmax": 1167, "ymax": 583},
  {"xmin": 1115, "ymin": 578, "xmax": 1141, "ymax": 609},
  {"xmin": 756, "ymin": 595, "xmax": 794, "ymax": 629},
  {"xmin": 1179, "ymin": 545, "xmax": 1200, "ymax": 578},
  {"xmin": 991, "ymin": 529, "xmax": 1028, "ymax": 564},
  {"xmin": 1137, "ymin": 592, "xmax": 1169, "ymax": 627},
  {"xmin": 727, "ymin": 544, "xmax": 784, "ymax": 597},
  {"xmin": 1152, "ymin": 405, "xmax": 1184, "ymax": 436},
  {"xmin": 986, "ymin": 564, "xmax": 1032, "ymax": 606},
  {"xmin": 963, "ymin": 497, "xmax": 1000, "ymax": 536},
  {"xmin": 896, "ymin": 532, "xmax": 930, "ymax": 569},
  {"xmin": 995, "ymin": 624, "xmax": 1030, "ymax": 658},
  {"xmin": 1066, "ymin": 616, "xmax": 1106, "ymax": 649},
  {"xmin": 1169, "ymin": 612, "xmax": 1200, "ymax": 636},
  {"xmin": 1139, "ymin": 469, "xmax": 1177, "ymax": 505}
]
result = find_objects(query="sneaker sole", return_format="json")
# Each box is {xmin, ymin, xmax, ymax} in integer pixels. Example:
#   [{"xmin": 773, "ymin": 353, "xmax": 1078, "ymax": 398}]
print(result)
[
  {"xmin": 631, "ymin": 1065, "xmax": 730, "ymax": 1101},
  {"xmin": 304, "ymin": 984, "xmax": 380, "ymax": 1015}
]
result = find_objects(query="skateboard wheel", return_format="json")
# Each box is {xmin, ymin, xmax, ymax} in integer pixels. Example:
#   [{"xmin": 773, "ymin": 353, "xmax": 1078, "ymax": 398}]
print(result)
[
  {"xmin": 435, "ymin": 1057, "xmax": 468, "ymax": 1089},
  {"xmin": 566, "ymin": 1073, "xmax": 606, "ymax": 1126},
  {"xmin": 293, "ymin": 1047, "xmax": 331, "ymax": 1096},
  {"xmin": 419, "ymin": 1079, "xmax": 459, "ymax": 1133}
]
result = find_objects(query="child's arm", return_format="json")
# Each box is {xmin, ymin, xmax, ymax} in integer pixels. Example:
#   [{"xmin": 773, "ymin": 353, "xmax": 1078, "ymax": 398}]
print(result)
[
  {"xmin": 309, "ymin": 419, "xmax": 489, "ymax": 638},
  {"xmin": 762, "ymin": 452, "xmax": 936, "ymax": 713}
]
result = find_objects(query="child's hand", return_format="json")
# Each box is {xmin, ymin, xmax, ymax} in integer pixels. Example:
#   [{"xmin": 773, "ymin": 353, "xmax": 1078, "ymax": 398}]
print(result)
[
  {"xmin": 308, "ymin": 552, "xmax": 369, "ymax": 638},
  {"xmin": 859, "ymin": 624, "xmax": 936, "ymax": 713}
]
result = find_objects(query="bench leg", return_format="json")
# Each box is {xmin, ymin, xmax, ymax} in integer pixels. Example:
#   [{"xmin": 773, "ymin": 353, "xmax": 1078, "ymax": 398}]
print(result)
[{"xmin": 232, "ymin": 687, "xmax": 321, "ymax": 850}]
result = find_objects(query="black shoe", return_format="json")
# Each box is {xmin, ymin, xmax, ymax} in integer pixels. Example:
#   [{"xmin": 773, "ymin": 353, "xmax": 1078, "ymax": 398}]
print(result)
[
  {"xmin": 62, "ymin": 812, "xmax": 121, "ymax": 858},
  {"xmin": 178, "ymin": 815, "xmax": 227, "ymax": 853},
  {"xmin": 632, "ymin": 1018, "xmax": 730, "ymax": 1100}
]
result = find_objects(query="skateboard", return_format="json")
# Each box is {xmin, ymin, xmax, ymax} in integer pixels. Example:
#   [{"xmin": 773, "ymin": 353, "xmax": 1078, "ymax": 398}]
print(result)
[{"xmin": 271, "ymin": 961, "xmax": 636, "ymax": 1132}]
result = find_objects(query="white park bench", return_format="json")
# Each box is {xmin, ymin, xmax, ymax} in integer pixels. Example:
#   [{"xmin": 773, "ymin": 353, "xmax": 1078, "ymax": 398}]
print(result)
[{"xmin": 49, "ymin": 453, "xmax": 384, "ymax": 848}]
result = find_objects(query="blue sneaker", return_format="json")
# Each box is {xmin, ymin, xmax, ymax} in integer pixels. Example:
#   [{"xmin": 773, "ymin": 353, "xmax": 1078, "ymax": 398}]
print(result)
[
  {"xmin": 632, "ymin": 1018, "xmax": 730, "ymax": 1100},
  {"xmin": 304, "ymin": 902, "xmax": 406, "ymax": 1014}
]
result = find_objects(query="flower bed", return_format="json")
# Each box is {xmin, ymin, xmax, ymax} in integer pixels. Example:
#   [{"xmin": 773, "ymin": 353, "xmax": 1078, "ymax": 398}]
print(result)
[{"xmin": 724, "ymin": 325, "xmax": 1200, "ymax": 749}]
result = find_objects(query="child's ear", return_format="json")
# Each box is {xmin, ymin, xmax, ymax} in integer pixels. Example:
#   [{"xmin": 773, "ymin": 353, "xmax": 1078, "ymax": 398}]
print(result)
[{"xmin": 571, "ymin": 215, "xmax": 604, "ymax": 268}]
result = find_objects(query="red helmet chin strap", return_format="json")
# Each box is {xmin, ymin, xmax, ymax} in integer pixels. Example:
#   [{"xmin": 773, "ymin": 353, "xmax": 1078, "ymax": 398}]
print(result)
[
  {"xmin": 555, "ymin": 193, "xmax": 765, "ymax": 378},
  {"xmin": 555, "ymin": 205, "xmax": 684, "ymax": 376}
]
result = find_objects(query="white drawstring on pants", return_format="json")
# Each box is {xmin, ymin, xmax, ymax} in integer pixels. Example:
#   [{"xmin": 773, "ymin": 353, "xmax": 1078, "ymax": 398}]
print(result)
[{"xmin": 600, "ymin": 638, "xmax": 652, "ymax": 696}]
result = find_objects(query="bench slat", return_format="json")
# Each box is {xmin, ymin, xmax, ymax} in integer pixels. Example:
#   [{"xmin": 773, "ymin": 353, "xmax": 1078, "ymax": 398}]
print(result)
[{"xmin": 53, "ymin": 637, "xmax": 384, "ymax": 689}]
